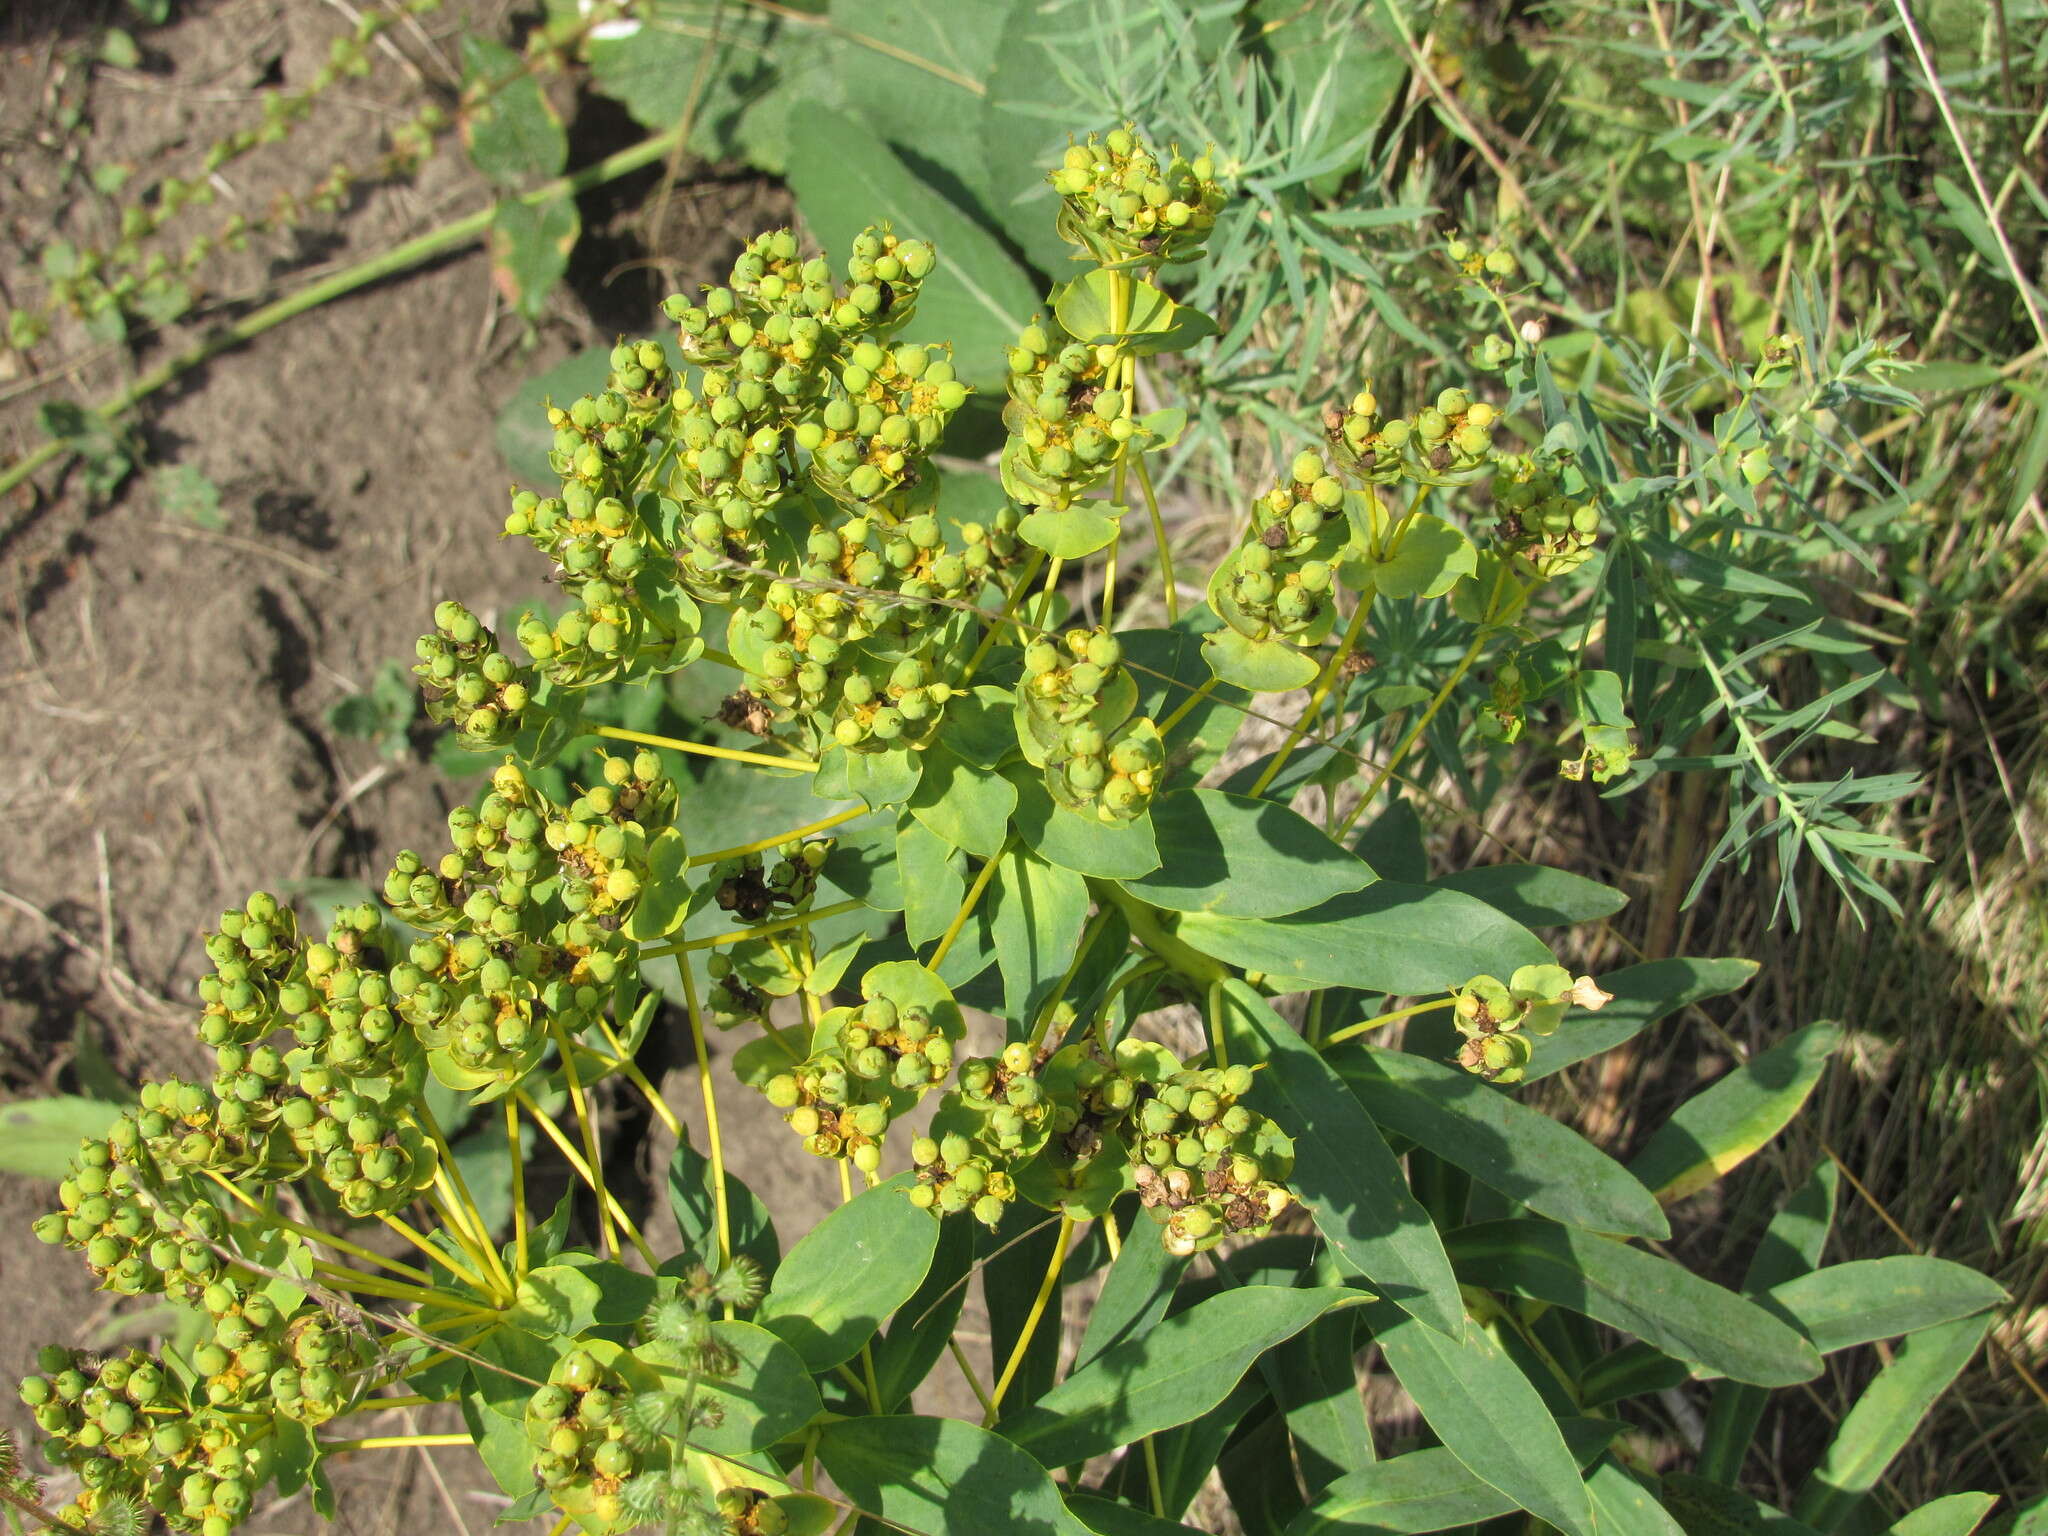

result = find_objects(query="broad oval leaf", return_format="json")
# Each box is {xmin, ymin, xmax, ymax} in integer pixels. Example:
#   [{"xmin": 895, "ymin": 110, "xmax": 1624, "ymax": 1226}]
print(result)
[
  {"xmin": 1000, "ymin": 1285, "xmax": 1358, "ymax": 1467},
  {"xmin": 644, "ymin": 1321, "xmax": 821, "ymax": 1454},
  {"xmin": 989, "ymin": 844, "xmax": 1090, "ymax": 1028},
  {"xmin": 1182, "ymin": 884, "xmax": 1553, "ymax": 997},
  {"xmin": 817, "ymin": 1414, "xmax": 1094, "ymax": 1536},
  {"xmin": 1760, "ymin": 1256, "xmax": 2006, "ymax": 1358},
  {"xmin": 1202, "ymin": 625, "xmax": 1320, "ymax": 692},
  {"xmin": 1445, "ymin": 1218, "xmax": 1821, "ymax": 1387},
  {"xmin": 1364, "ymin": 1301, "xmax": 1597, "ymax": 1536},
  {"xmin": 1124, "ymin": 789, "xmax": 1375, "ymax": 918},
  {"xmin": 1018, "ymin": 505, "xmax": 1123, "ymax": 558},
  {"xmin": 1338, "ymin": 1048, "xmax": 1668, "ymax": 1240},
  {"xmin": 1367, "ymin": 512, "xmax": 1477, "ymax": 600},
  {"xmin": 756, "ymin": 1175, "xmax": 938, "ymax": 1371},
  {"xmin": 1222, "ymin": 983, "xmax": 1463, "ymax": 1336},
  {"xmin": 910, "ymin": 740, "xmax": 1017, "ymax": 857},
  {"xmin": 1629, "ymin": 1022, "xmax": 1838, "ymax": 1204},
  {"xmin": 1008, "ymin": 764, "xmax": 1161, "ymax": 878}
]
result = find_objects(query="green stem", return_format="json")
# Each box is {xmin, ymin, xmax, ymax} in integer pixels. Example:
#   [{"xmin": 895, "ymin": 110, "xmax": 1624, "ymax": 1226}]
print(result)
[
  {"xmin": 677, "ymin": 958, "xmax": 732, "ymax": 1278},
  {"xmin": 961, "ymin": 547, "xmax": 1047, "ymax": 683},
  {"xmin": 1320, "ymin": 996, "xmax": 1455, "ymax": 1050},
  {"xmin": 1157, "ymin": 675, "xmax": 1217, "ymax": 736},
  {"xmin": 1027, "ymin": 906, "xmax": 1114, "ymax": 1049},
  {"xmin": 1337, "ymin": 628, "xmax": 1490, "ymax": 838},
  {"xmin": 1133, "ymin": 446, "xmax": 1178, "ymax": 622},
  {"xmin": 0, "ymin": 124, "xmax": 689, "ymax": 502},
  {"xmin": 929, "ymin": 841, "xmax": 1008, "ymax": 971},
  {"xmin": 639, "ymin": 897, "xmax": 865, "ymax": 958},
  {"xmin": 1248, "ymin": 592, "xmax": 1372, "ymax": 797},
  {"xmin": 984, "ymin": 1213, "xmax": 1075, "ymax": 1422},
  {"xmin": 1206, "ymin": 977, "xmax": 1231, "ymax": 1069}
]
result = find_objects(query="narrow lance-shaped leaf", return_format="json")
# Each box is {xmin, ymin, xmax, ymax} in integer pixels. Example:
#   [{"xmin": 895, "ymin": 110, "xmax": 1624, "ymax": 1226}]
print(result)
[
  {"xmin": 999, "ymin": 1285, "xmax": 1358, "ymax": 1468},
  {"xmin": 1791, "ymin": 1312, "xmax": 1993, "ymax": 1533},
  {"xmin": 1364, "ymin": 1301, "xmax": 1596, "ymax": 1536},
  {"xmin": 1222, "ymin": 981, "xmax": 1464, "ymax": 1336},
  {"xmin": 1756, "ymin": 1256, "xmax": 2006, "ymax": 1359},
  {"xmin": 1629, "ymin": 1021, "xmax": 1839, "ymax": 1204},
  {"xmin": 1338, "ymin": 1047, "xmax": 1668, "ymax": 1239}
]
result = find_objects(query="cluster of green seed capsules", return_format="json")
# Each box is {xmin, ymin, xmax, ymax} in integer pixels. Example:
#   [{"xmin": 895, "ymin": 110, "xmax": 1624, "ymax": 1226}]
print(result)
[
  {"xmin": 1017, "ymin": 628, "xmax": 1165, "ymax": 824},
  {"xmin": 1048, "ymin": 126, "xmax": 1225, "ymax": 265},
  {"xmin": 766, "ymin": 992, "xmax": 959, "ymax": 1173},
  {"xmin": 668, "ymin": 226, "xmax": 933, "ymax": 366},
  {"xmin": 415, "ymin": 599, "xmax": 534, "ymax": 746},
  {"xmin": 1125, "ymin": 1063, "xmax": 1295, "ymax": 1256},
  {"xmin": 1448, "ymin": 966, "xmax": 1578, "ymax": 1084},
  {"xmin": 35, "ymin": 1115, "xmax": 227, "ymax": 1297},
  {"xmin": 1490, "ymin": 451, "xmax": 1601, "ymax": 577},
  {"xmin": 999, "ymin": 322, "xmax": 1152, "ymax": 510},
  {"xmin": 195, "ymin": 890, "xmax": 302, "ymax": 1049},
  {"xmin": 910, "ymin": 1041, "xmax": 1058, "ymax": 1227},
  {"xmin": 523, "ymin": 1349, "xmax": 651, "ymax": 1529},
  {"xmin": 17, "ymin": 1342, "xmax": 296, "ymax": 1536},
  {"xmin": 802, "ymin": 340, "xmax": 969, "ymax": 508},
  {"xmin": 1211, "ymin": 452, "xmax": 1350, "ymax": 650},
  {"xmin": 731, "ymin": 512, "xmax": 986, "ymax": 753}
]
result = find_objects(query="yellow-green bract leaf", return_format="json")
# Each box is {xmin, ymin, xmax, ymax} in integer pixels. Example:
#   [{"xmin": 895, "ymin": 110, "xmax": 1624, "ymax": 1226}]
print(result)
[
  {"xmin": 817, "ymin": 1415, "xmax": 1094, "ymax": 1536},
  {"xmin": 814, "ymin": 743, "xmax": 921, "ymax": 810},
  {"xmin": 1051, "ymin": 269, "xmax": 1219, "ymax": 355},
  {"xmin": 1286, "ymin": 1422, "xmax": 1621, "ymax": 1536},
  {"xmin": 1182, "ymin": 883, "xmax": 1553, "ymax": 997},
  {"xmin": 1202, "ymin": 623, "xmax": 1321, "ymax": 693},
  {"xmin": 623, "ymin": 827, "xmax": 690, "ymax": 940},
  {"xmin": 1758, "ymin": 1257, "xmax": 2006, "ymax": 1360},
  {"xmin": 1364, "ymin": 512, "xmax": 1477, "ymax": 600},
  {"xmin": 1444, "ymin": 1218, "xmax": 1820, "ymax": 1387},
  {"xmin": 1222, "ymin": 983, "xmax": 1463, "ymax": 1336},
  {"xmin": 1338, "ymin": 1049, "xmax": 1668, "ymax": 1240},
  {"xmin": 786, "ymin": 103, "xmax": 1038, "ymax": 391},
  {"xmin": 909, "ymin": 740, "xmax": 1017, "ymax": 857},
  {"xmin": 1007, "ymin": 764, "xmax": 1160, "ymax": 878},
  {"xmin": 1124, "ymin": 789, "xmax": 1374, "ymax": 918},
  {"xmin": 0, "ymin": 1096, "xmax": 124, "ymax": 1178},
  {"xmin": 756, "ymin": 1174, "xmax": 938, "ymax": 1371},
  {"xmin": 1018, "ymin": 504, "xmax": 1123, "ymax": 558},
  {"xmin": 1628, "ymin": 1022, "xmax": 1838, "ymax": 1204},
  {"xmin": 1364, "ymin": 1302, "xmax": 1597, "ymax": 1536},
  {"xmin": 1885, "ymin": 1493, "xmax": 1998, "ymax": 1536},
  {"xmin": 1000, "ymin": 1286, "xmax": 1360, "ymax": 1467}
]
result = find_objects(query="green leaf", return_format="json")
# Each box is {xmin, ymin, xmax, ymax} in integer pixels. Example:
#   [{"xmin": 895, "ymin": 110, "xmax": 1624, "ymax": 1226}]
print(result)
[
  {"xmin": 460, "ymin": 36, "xmax": 567, "ymax": 186},
  {"xmin": 1051, "ymin": 269, "xmax": 1218, "ymax": 355},
  {"xmin": 910, "ymin": 739, "xmax": 1017, "ymax": 856},
  {"xmin": 1430, "ymin": 864, "xmax": 1627, "ymax": 928},
  {"xmin": 1182, "ymin": 884, "xmax": 1553, "ymax": 997},
  {"xmin": 1586, "ymin": 1458, "xmax": 1688, "ymax": 1536},
  {"xmin": 1338, "ymin": 1048, "xmax": 1668, "ymax": 1239},
  {"xmin": 666, "ymin": 1141, "xmax": 779, "ymax": 1277},
  {"xmin": 1017, "ymin": 505, "xmax": 1124, "ymax": 558},
  {"xmin": 989, "ymin": 844, "xmax": 1089, "ymax": 1028},
  {"xmin": 0, "ymin": 1096, "xmax": 125, "ymax": 1178},
  {"xmin": 1073, "ymin": 1231, "xmax": 1186, "ymax": 1372},
  {"xmin": 814, "ymin": 743, "xmax": 922, "ymax": 810},
  {"xmin": 152, "ymin": 462, "xmax": 224, "ymax": 529},
  {"xmin": 1124, "ymin": 789, "xmax": 1375, "ymax": 918},
  {"xmin": 1367, "ymin": 513, "xmax": 1477, "ymax": 600},
  {"xmin": 1522, "ymin": 957, "xmax": 1759, "ymax": 1082},
  {"xmin": 1223, "ymin": 983, "xmax": 1463, "ymax": 1335},
  {"xmin": 1793, "ymin": 1312, "xmax": 1992, "ymax": 1532},
  {"xmin": 787, "ymin": 103, "xmax": 1037, "ymax": 392},
  {"xmin": 1365, "ymin": 1301, "xmax": 1596, "ymax": 1536},
  {"xmin": 646, "ymin": 1321, "xmax": 820, "ymax": 1454},
  {"xmin": 1068, "ymin": 1493, "xmax": 1207, "ymax": 1536},
  {"xmin": 1662, "ymin": 1472, "xmax": 1825, "ymax": 1535},
  {"xmin": 1001, "ymin": 1286, "xmax": 1357, "ymax": 1467},
  {"xmin": 1008, "ymin": 765, "xmax": 1160, "ymax": 878},
  {"xmin": 1203, "ymin": 625, "xmax": 1321, "ymax": 693},
  {"xmin": 756, "ymin": 1174, "xmax": 938, "ymax": 1371},
  {"xmin": 1886, "ymin": 1493, "xmax": 1998, "ymax": 1536},
  {"xmin": 1444, "ymin": 1218, "xmax": 1820, "ymax": 1387},
  {"xmin": 1286, "ymin": 1422, "xmax": 1619, "ymax": 1535},
  {"xmin": 899, "ymin": 815, "xmax": 967, "ymax": 949},
  {"xmin": 1628, "ymin": 1022, "xmax": 1839, "ymax": 1204},
  {"xmin": 1759, "ymin": 1257, "xmax": 2005, "ymax": 1359},
  {"xmin": 816, "ymin": 1415, "xmax": 1094, "ymax": 1536},
  {"xmin": 1123, "ymin": 626, "xmax": 1248, "ymax": 783},
  {"xmin": 624, "ymin": 827, "xmax": 691, "ymax": 941},
  {"xmin": 489, "ymin": 195, "xmax": 579, "ymax": 323},
  {"xmin": 495, "ymin": 346, "xmax": 612, "ymax": 485},
  {"xmin": 870, "ymin": 1210, "xmax": 974, "ymax": 1410}
]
